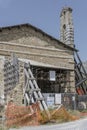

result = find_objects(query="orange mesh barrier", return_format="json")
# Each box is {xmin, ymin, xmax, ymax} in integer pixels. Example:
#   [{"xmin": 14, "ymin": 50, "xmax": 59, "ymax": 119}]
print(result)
[
  {"xmin": 5, "ymin": 102, "xmax": 40, "ymax": 127},
  {"xmin": 5, "ymin": 102, "xmax": 79, "ymax": 128}
]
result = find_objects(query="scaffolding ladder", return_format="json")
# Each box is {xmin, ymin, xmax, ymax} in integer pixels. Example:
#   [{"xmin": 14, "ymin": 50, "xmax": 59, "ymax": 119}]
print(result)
[{"xmin": 23, "ymin": 63, "xmax": 50, "ymax": 117}]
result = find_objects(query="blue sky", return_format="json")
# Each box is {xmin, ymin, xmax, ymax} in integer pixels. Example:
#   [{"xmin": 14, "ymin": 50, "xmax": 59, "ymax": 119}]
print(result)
[{"xmin": 0, "ymin": 0, "xmax": 87, "ymax": 61}]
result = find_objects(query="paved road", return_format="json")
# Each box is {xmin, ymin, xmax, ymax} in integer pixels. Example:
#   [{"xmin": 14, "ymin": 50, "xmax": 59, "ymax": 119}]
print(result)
[{"xmin": 10, "ymin": 118, "xmax": 87, "ymax": 130}]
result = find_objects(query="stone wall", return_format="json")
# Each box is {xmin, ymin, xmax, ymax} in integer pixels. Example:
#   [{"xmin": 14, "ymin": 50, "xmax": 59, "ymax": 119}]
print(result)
[
  {"xmin": 0, "ymin": 25, "xmax": 75, "ymax": 93},
  {"xmin": 0, "ymin": 25, "xmax": 74, "ymax": 51},
  {"xmin": 0, "ymin": 56, "xmax": 5, "ymax": 98},
  {"xmin": 0, "ymin": 41, "xmax": 74, "ymax": 70}
]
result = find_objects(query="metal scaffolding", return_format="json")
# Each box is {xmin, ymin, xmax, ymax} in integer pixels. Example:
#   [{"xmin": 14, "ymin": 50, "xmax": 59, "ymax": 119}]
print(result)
[{"xmin": 75, "ymin": 51, "xmax": 87, "ymax": 94}]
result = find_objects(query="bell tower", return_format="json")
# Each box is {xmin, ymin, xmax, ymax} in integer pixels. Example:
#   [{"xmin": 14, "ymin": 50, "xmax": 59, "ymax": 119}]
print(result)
[{"xmin": 60, "ymin": 7, "xmax": 74, "ymax": 46}]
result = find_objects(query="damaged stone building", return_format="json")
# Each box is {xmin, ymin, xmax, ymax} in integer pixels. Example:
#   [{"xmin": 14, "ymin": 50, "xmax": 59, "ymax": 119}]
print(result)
[{"xmin": 0, "ymin": 7, "xmax": 76, "ymax": 106}]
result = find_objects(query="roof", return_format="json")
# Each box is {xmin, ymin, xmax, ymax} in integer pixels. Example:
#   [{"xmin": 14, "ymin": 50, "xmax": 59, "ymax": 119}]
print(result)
[{"xmin": 0, "ymin": 23, "xmax": 77, "ymax": 51}]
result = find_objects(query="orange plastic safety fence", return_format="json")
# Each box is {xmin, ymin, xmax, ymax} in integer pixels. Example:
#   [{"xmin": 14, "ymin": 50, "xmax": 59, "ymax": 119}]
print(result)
[{"xmin": 5, "ymin": 102, "xmax": 40, "ymax": 127}]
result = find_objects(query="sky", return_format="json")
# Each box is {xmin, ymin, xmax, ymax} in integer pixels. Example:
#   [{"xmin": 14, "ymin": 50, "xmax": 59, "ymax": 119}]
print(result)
[{"xmin": 0, "ymin": 0, "xmax": 87, "ymax": 61}]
